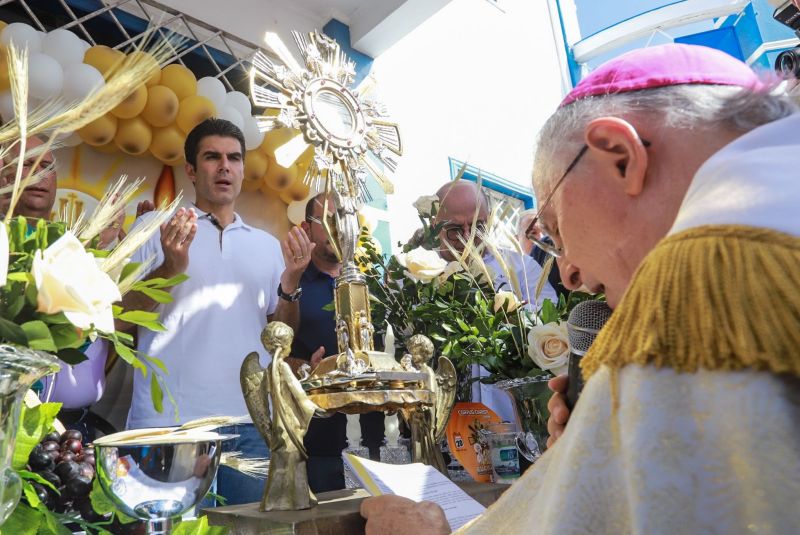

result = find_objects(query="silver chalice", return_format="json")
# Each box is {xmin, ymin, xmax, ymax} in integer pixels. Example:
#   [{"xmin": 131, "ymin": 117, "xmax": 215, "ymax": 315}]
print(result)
[{"xmin": 94, "ymin": 438, "xmax": 232, "ymax": 534}]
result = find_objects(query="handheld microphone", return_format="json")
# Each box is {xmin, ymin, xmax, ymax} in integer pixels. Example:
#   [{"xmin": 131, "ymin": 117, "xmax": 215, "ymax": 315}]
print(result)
[{"xmin": 565, "ymin": 300, "xmax": 612, "ymax": 409}]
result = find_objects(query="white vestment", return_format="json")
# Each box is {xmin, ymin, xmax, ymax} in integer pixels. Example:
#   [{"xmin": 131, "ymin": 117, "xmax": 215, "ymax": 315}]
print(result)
[{"xmin": 458, "ymin": 113, "xmax": 800, "ymax": 534}]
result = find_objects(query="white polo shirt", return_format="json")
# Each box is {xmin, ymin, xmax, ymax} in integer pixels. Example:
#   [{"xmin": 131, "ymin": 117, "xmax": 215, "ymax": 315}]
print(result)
[{"xmin": 126, "ymin": 207, "xmax": 283, "ymax": 428}]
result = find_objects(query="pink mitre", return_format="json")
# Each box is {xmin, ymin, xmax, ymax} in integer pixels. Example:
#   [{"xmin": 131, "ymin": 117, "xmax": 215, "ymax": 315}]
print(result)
[{"xmin": 561, "ymin": 43, "xmax": 766, "ymax": 107}]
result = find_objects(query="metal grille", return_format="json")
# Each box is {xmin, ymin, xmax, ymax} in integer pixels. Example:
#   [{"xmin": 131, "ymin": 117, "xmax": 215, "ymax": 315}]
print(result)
[{"xmin": 0, "ymin": 0, "xmax": 278, "ymax": 92}]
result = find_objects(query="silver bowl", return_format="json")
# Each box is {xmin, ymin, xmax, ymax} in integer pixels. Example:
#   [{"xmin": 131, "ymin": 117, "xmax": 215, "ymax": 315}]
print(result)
[{"xmin": 94, "ymin": 438, "xmax": 231, "ymax": 534}]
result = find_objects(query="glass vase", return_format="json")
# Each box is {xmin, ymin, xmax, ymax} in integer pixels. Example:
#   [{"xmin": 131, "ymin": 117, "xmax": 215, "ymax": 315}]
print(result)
[
  {"xmin": 494, "ymin": 375, "xmax": 552, "ymax": 463},
  {"xmin": 0, "ymin": 344, "xmax": 60, "ymax": 525}
]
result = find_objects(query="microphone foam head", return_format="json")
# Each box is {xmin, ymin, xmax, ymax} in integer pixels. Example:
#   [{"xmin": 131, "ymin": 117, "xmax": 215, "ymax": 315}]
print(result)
[{"xmin": 566, "ymin": 300, "xmax": 613, "ymax": 354}]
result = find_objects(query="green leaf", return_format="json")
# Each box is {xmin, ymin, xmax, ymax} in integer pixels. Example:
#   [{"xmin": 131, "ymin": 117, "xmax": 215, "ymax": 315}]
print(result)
[
  {"xmin": 0, "ymin": 315, "xmax": 28, "ymax": 345},
  {"xmin": 113, "ymin": 342, "xmax": 147, "ymax": 376},
  {"xmin": 5, "ymin": 272, "xmax": 28, "ymax": 282},
  {"xmin": 13, "ymin": 403, "xmax": 62, "ymax": 470},
  {"xmin": 138, "ymin": 287, "xmax": 174, "ymax": 304},
  {"xmin": 35, "ymin": 502, "xmax": 71, "ymax": 535},
  {"xmin": 22, "ymin": 479, "xmax": 41, "ymax": 508},
  {"xmin": 150, "ymin": 373, "xmax": 164, "ymax": 413},
  {"xmin": 321, "ymin": 301, "xmax": 335, "ymax": 311},
  {"xmin": 172, "ymin": 516, "xmax": 229, "ymax": 535},
  {"xmin": 18, "ymin": 470, "xmax": 59, "ymax": 494},
  {"xmin": 117, "ymin": 310, "xmax": 164, "ymax": 331},
  {"xmin": 50, "ymin": 324, "xmax": 84, "ymax": 350},
  {"xmin": 57, "ymin": 348, "xmax": 88, "ymax": 365},
  {"xmin": 144, "ymin": 355, "xmax": 169, "ymax": 374},
  {"xmin": 0, "ymin": 502, "xmax": 41, "ymax": 535},
  {"xmin": 20, "ymin": 320, "xmax": 58, "ymax": 352}
]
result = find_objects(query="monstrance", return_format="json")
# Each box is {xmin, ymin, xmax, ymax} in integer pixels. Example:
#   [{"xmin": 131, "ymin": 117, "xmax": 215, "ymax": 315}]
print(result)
[{"xmin": 239, "ymin": 30, "xmax": 456, "ymax": 511}]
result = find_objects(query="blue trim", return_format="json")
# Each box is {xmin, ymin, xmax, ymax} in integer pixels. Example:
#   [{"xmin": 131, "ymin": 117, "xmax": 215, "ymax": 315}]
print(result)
[
  {"xmin": 554, "ymin": 0, "xmax": 580, "ymax": 88},
  {"xmin": 322, "ymin": 19, "xmax": 374, "ymax": 87},
  {"xmin": 576, "ymin": 0, "xmax": 685, "ymax": 42},
  {"xmin": 448, "ymin": 158, "xmax": 534, "ymax": 209}
]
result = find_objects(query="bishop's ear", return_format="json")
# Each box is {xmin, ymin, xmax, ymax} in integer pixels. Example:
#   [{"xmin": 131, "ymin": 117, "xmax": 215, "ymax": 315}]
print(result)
[{"xmin": 584, "ymin": 117, "xmax": 649, "ymax": 197}]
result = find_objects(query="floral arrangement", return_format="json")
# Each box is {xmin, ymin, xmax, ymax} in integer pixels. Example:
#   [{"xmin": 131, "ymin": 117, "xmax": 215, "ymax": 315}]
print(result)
[
  {"xmin": 359, "ymin": 191, "xmax": 601, "ymax": 394},
  {"xmin": 0, "ymin": 38, "xmax": 228, "ymax": 533}
]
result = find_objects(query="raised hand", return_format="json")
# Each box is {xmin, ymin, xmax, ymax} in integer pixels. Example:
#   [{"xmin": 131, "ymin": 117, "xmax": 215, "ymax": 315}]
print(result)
[
  {"xmin": 160, "ymin": 207, "xmax": 197, "ymax": 277},
  {"xmin": 280, "ymin": 225, "xmax": 315, "ymax": 288},
  {"xmin": 136, "ymin": 199, "xmax": 155, "ymax": 218}
]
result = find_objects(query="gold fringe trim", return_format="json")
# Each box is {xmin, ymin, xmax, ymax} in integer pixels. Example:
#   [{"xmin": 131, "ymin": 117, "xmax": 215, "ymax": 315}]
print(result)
[{"xmin": 581, "ymin": 225, "xmax": 800, "ymax": 379}]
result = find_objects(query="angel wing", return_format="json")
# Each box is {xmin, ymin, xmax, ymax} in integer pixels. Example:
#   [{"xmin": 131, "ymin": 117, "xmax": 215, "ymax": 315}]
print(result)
[
  {"xmin": 240, "ymin": 351, "xmax": 272, "ymax": 449},
  {"xmin": 433, "ymin": 356, "xmax": 457, "ymax": 443}
]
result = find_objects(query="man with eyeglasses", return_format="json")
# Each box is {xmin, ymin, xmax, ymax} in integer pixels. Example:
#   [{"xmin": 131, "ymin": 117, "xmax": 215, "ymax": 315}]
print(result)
[
  {"xmin": 281, "ymin": 193, "xmax": 384, "ymax": 494},
  {"xmin": 361, "ymin": 43, "xmax": 800, "ymax": 533},
  {"xmin": 435, "ymin": 180, "xmax": 557, "ymax": 422}
]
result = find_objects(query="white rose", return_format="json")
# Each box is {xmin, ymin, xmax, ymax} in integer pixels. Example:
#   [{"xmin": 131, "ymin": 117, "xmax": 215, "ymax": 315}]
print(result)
[
  {"xmin": 493, "ymin": 290, "xmax": 521, "ymax": 313},
  {"xmin": 412, "ymin": 195, "xmax": 439, "ymax": 217},
  {"xmin": 438, "ymin": 261, "xmax": 463, "ymax": 282},
  {"xmin": 527, "ymin": 322, "xmax": 570, "ymax": 376},
  {"xmin": 396, "ymin": 247, "xmax": 447, "ymax": 283},
  {"xmin": 32, "ymin": 231, "xmax": 122, "ymax": 333}
]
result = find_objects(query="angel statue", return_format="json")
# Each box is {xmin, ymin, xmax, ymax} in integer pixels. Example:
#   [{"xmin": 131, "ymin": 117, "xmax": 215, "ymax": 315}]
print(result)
[
  {"xmin": 400, "ymin": 335, "xmax": 457, "ymax": 474},
  {"xmin": 240, "ymin": 322, "xmax": 321, "ymax": 511}
]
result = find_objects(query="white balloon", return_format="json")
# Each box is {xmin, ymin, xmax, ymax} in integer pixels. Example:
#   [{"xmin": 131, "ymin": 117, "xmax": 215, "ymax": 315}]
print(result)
[
  {"xmin": 42, "ymin": 29, "xmax": 84, "ymax": 67},
  {"xmin": 0, "ymin": 91, "xmax": 14, "ymax": 121},
  {"xmin": 60, "ymin": 131, "xmax": 83, "ymax": 147},
  {"xmin": 196, "ymin": 76, "xmax": 226, "ymax": 110},
  {"xmin": 0, "ymin": 22, "xmax": 43, "ymax": 52},
  {"xmin": 28, "ymin": 52, "xmax": 64, "ymax": 100},
  {"xmin": 79, "ymin": 38, "xmax": 91, "ymax": 53},
  {"xmin": 225, "ymin": 90, "xmax": 252, "ymax": 117},
  {"xmin": 217, "ymin": 106, "xmax": 244, "ymax": 130},
  {"xmin": 61, "ymin": 63, "xmax": 104, "ymax": 102},
  {"xmin": 242, "ymin": 114, "xmax": 265, "ymax": 151},
  {"xmin": 0, "ymin": 90, "xmax": 38, "ymax": 121}
]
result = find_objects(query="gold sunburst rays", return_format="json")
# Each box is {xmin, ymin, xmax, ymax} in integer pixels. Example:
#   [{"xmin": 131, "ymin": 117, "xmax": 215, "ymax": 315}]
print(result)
[{"xmin": 249, "ymin": 30, "xmax": 401, "ymax": 203}]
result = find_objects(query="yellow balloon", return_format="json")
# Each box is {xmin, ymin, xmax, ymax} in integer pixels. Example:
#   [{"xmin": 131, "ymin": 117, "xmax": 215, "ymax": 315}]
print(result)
[
  {"xmin": 262, "ymin": 155, "xmax": 297, "ymax": 192},
  {"xmin": 160, "ymin": 63, "xmax": 197, "ymax": 100},
  {"xmin": 77, "ymin": 114, "xmax": 118, "ymax": 146},
  {"xmin": 163, "ymin": 156, "xmax": 185, "ymax": 168},
  {"xmin": 128, "ymin": 50, "xmax": 161, "ymax": 87},
  {"xmin": 114, "ymin": 116, "xmax": 152, "ymax": 155},
  {"xmin": 83, "ymin": 45, "xmax": 125, "ymax": 80},
  {"xmin": 91, "ymin": 140, "xmax": 120, "ymax": 155},
  {"xmin": 111, "ymin": 84, "xmax": 147, "ymax": 119},
  {"xmin": 0, "ymin": 21, "xmax": 7, "ymax": 33},
  {"xmin": 176, "ymin": 95, "xmax": 216, "ymax": 133},
  {"xmin": 259, "ymin": 127, "xmax": 299, "ymax": 158},
  {"xmin": 243, "ymin": 150, "xmax": 268, "ymax": 182},
  {"xmin": 141, "ymin": 85, "xmax": 179, "ymax": 127},
  {"xmin": 0, "ymin": 45, "xmax": 8, "ymax": 91},
  {"xmin": 279, "ymin": 180, "xmax": 310, "ymax": 204},
  {"xmin": 150, "ymin": 124, "xmax": 185, "ymax": 163}
]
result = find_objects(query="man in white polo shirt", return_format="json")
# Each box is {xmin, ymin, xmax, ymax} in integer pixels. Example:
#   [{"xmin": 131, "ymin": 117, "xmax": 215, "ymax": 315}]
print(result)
[{"xmin": 122, "ymin": 118, "xmax": 313, "ymax": 505}]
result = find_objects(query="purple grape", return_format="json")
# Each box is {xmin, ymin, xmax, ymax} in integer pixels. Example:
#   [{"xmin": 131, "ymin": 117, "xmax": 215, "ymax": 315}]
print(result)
[
  {"xmin": 77, "ymin": 462, "xmax": 94, "ymax": 480},
  {"xmin": 64, "ymin": 475, "xmax": 92, "ymax": 498},
  {"xmin": 60, "ymin": 430, "xmax": 83, "ymax": 444},
  {"xmin": 62, "ymin": 439, "xmax": 82, "ymax": 454},
  {"xmin": 41, "ymin": 441, "xmax": 59, "ymax": 452},
  {"xmin": 28, "ymin": 447, "xmax": 54, "ymax": 471},
  {"xmin": 54, "ymin": 460, "xmax": 80, "ymax": 482},
  {"xmin": 43, "ymin": 431, "xmax": 61, "ymax": 443},
  {"xmin": 58, "ymin": 451, "xmax": 78, "ymax": 464}
]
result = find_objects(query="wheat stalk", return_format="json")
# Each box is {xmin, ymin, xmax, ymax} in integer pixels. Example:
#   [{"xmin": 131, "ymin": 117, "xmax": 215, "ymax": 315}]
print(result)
[
  {"xmin": 220, "ymin": 452, "xmax": 269, "ymax": 479},
  {"xmin": 76, "ymin": 176, "xmax": 145, "ymax": 244},
  {"xmin": 101, "ymin": 194, "xmax": 183, "ymax": 275}
]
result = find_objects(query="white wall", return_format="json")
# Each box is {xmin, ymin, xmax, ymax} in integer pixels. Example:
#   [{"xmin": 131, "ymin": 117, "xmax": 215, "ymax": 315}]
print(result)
[{"xmin": 370, "ymin": 0, "xmax": 564, "ymax": 249}]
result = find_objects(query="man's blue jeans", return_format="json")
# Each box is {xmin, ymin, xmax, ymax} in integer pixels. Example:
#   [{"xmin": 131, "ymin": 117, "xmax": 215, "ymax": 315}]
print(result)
[{"xmin": 203, "ymin": 423, "xmax": 270, "ymax": 507}]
